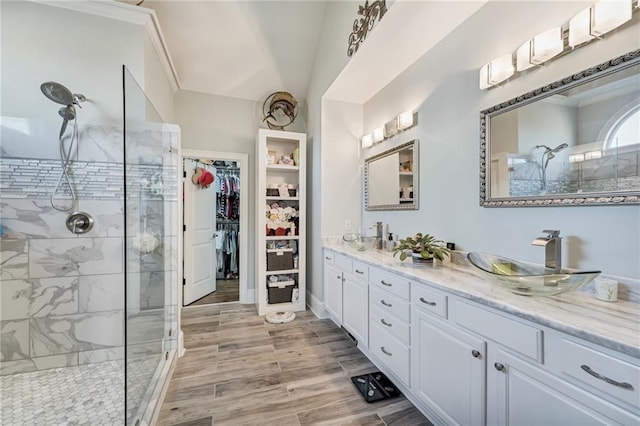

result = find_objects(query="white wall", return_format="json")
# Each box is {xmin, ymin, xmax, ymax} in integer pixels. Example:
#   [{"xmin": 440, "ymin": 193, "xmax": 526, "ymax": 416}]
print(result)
[
  {"xmin": 174, "ymin": 89, "xmax": 307, "ymax": 293},
  {"xmin": 361, "ymin": 2, "xmax": 640, "ymax": 279},
  {"xmin": 0, "ymin": 1, "xmax": 146, "ymax": 159},
  {"xmin": 144, "ymin": 32, "xmax": 175, "ymax": 123},
  {"xmin": 305, "ymin": 1, "xmax": 360, "ymax": 305}
]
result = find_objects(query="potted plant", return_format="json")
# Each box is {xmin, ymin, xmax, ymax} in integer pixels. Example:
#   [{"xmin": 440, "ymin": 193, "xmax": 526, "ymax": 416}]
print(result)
[{"xmin": 392, "ymin": 232, "xmax": 450, "ymax": 263}]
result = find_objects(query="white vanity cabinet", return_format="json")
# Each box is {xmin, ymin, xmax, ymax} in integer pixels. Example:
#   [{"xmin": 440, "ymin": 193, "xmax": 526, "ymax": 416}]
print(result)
[
  {"xmin": 412, "ymin": 303, "xmax": 486, "ymax": 426},
  {"xmin": 323, "ymin": 247, "xmax": 639, "ymax": 426},
  {"xmin": 342, "ymin": 266, "xmax": 369, "ymax": 347},
  {"xmin": 368, "ymin": 268, "xmax": 412, "ymax": 386},
  {"xmin": 323, "ymin": 250, "xmax": 343, "ymax": 324},
  {"xmin": 486, "ymin": 344, "xmax": 638, "ymax": 425}
]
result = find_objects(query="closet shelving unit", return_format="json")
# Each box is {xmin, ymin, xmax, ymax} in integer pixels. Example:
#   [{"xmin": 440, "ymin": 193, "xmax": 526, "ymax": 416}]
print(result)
[{"xmin": 256, "ymin": 128, "xmax": 306, "ymax": 316}]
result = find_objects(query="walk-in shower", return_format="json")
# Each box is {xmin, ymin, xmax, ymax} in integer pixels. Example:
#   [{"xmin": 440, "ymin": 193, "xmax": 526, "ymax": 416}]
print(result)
[{"xmin": 1, "ymin": 68, "xmax": 178, "ymax": 425}]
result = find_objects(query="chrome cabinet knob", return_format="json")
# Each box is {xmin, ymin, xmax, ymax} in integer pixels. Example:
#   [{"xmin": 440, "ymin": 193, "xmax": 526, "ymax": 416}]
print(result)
[
  {"xmin": 494, "ymin": 362, "xmax": 505, "ymax": 372},
  {"xmin": 471, "ymin": 350, "xmax": 480, "ymax": 358}
]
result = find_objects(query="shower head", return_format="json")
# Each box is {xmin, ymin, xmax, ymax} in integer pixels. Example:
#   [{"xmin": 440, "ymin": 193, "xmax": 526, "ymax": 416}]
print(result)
[
  {"xmin": 58, "ymin": 105, "xmax": 76, "ymax": 121},
  {"xmin": 552, "ymin": 143, "xmax": 569, "ymax": 153},
  {"xmin": 41, "ymin": 81, "xmax": 86, "ymax": 106},
  {"xmin": 41, "ymin": 82, "xmax": 75, "ymax": 105},
  {"xmin": 536, "ymin": 143, "xmax": 569, "ymax": 154}
]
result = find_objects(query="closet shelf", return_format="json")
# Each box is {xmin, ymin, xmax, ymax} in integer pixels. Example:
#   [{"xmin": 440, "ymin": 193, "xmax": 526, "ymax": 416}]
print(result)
[
  {"xmin": 266, "ymin": 269, "xmax": 298, "ymax": 275},
  {"xmin": 266, "ymin": 196, "xmax": 299, "ymax": 201},
  {"xmin": 267, "ymin": 165, "xmax": 299, "ymax": 173},
  {"xmin": 265, "ymin": 236, "xmax": 299, "ymax": 240}
]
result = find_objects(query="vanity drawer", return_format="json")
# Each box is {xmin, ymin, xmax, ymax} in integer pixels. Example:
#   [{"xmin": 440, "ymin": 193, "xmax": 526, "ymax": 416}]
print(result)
[
  {"xmin": 370, "ymin": 268, "xmax": 410, "ymax": 301},
  {"xmin": 324, "ymin": 250, "xmax": 335, "ymax": 263},
  {"xmin": 334, "ymin": 253, "xmax": 352, "ymax": 273},
  {"xmin": 370, "ymin": 286, "xmax": 410, "ymax": 323},
  {"xmin": 412, "ymin": 284, "xmax": 448, "ymax": 319},
  {"xmin": 370, "ymin": 322, "xmax": 410, "ymax": 386},
  {"xmin": 454, "ymin": 300, "xmax": 543, "ymax": 362},
  {"xmin": 558, "ymin": 338, "xmax": 640, "ymax": 408},
  {"xmin": 352, "ymin": 260, "xmax": 369, "ymax": 281},
  {"xmin": 370, "ymin": 304, "xmax": 410, "ymax": 345}
]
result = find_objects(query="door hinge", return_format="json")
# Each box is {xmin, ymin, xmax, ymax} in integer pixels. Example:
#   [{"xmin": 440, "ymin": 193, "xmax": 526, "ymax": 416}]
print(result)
[
  {"xmin": 183, "ymin": 278, "xmax": 186, "ymax": 286},
  {"xmin": 165, "ymin": 352, "xmax": 168, "ymax": 360},
  {"xmin": 183, "ymin": 224, "xmax": 186, "ymax": 232},
  {"xmin": 183, "ymin": 170, "xmax": 187, "ymax": 178}
]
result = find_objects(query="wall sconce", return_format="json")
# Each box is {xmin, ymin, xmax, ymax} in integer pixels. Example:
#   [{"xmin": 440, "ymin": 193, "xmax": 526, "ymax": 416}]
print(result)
[
  {"xmin": 372, "ymin": 127, "xmax": 384, "ymax": 143},
  {"xmin": 480, "ymin": 54, "xmax": 515, "ymax": 88},
  {"xmin": 570, "ymin": 0, "xmax": 633, "ymax": 47},
  {"xmin": 361, "ymin": 110, "xmax": 416, "ymax": 149},
  {"xmin": 481, "ymin": 0, "xmax": 635, "ymax": 89},
  {"xmin": 397, "ymin": 111, "xmax": 414, "ymax": 130},
  {"xmin": 361, "ymin": 134, "xmax": 373, "ymax": 148}
]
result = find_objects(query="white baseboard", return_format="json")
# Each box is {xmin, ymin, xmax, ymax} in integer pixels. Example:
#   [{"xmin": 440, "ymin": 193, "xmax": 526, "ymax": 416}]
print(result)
[{"xmin": 306, "ymin": 291, "xmax": 328, "ymax": 318}]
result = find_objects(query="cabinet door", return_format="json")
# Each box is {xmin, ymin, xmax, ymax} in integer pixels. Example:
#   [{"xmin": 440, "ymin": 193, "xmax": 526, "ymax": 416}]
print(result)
[
  {"xmin": 488, "ymin": 346, "xmax": 638, "ymax": 426},
  {"xmin": 412, "ymin": 309, "xmax": 486, "ymax": 426},
  {"xmin": 342, "ymin": 273, "xmax": 368, "ymax": 347},
  {"xmin": 324, "ymin": 263, "xmax": 343, "ymax": 325}
]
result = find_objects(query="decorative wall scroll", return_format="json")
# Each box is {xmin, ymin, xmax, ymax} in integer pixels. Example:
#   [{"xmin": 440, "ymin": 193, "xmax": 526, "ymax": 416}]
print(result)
[{"xmin": 347, "ymin": 0, "xmax": 387, "ymax": 57}]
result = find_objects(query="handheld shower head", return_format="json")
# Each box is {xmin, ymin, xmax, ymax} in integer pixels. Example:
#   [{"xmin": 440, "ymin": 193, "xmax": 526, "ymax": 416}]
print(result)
[{"xmin": 58, "ymin": 105, "xmax": 76, "ymax": 121}]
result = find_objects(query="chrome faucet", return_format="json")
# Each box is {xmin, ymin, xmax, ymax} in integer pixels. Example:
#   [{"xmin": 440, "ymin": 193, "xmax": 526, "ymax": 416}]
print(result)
[
  {"xmin": 372, "ymin": 221, "xmax": 383, "ymax": 249},
  {"xmin": 531, "ymin": 230, "xmax": 561, "ymax": 272}
]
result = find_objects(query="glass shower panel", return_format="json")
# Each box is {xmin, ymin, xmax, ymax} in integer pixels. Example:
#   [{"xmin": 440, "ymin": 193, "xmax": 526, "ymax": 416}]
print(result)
[{"xmin": 123, "ymin": 66, "xmax": 178, "ymax": 425}]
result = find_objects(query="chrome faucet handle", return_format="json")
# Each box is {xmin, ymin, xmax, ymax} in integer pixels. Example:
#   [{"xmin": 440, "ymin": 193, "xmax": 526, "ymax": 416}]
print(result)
[{"xmin": 542, "ymin": 230, "xmax": 560, "ymax": 237}]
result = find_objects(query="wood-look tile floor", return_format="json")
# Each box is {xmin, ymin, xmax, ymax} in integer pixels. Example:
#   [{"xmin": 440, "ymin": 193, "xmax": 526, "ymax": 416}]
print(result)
[
  {"xmin": 158, "ymin": 303, "xmax": 432, "ymax": 426},
  {"xmin": 187, "ymin": 279, "xmax": 240, "ymax": 306}
]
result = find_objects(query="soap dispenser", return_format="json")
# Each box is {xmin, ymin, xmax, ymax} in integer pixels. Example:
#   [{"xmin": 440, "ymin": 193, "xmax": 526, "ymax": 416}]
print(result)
[{"xmin": 387, "ymin": 233, "xmax": 395, "ymax": 252}]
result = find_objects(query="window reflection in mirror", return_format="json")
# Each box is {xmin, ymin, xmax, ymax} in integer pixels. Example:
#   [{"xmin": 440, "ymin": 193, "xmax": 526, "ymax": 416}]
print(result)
[
  {"xmin": 364, "ymin": 140, "xmax": 419, "ymax": 211},
  {"xmin": 482, "ymin": 51, "xmax": 640, "ymax": 206}
]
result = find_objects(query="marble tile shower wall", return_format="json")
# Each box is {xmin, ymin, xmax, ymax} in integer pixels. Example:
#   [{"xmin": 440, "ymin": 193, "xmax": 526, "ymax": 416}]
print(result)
[
  {"xmin": 0, "ymin": 124, "xmax": 179, "ymax": 376},
  {"xmin": 509, "ymin": 150, "xmax": 640, "ymax": 197}
]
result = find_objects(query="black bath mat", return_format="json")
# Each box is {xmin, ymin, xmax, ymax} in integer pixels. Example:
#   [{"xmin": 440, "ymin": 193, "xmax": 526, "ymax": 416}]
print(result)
[{"xmin": 350, "ymin": 371, "xmax": 401, "ymax": 403}]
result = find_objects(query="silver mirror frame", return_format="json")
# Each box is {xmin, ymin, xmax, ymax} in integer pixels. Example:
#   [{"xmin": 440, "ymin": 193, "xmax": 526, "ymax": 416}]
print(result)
[
  {"xmin": 479, "ymin": 49, "xmax": 640, "ymax": 207},
  {"xmin": 364, "ymin": 139, "xmax": 419, "ymax": 211}
]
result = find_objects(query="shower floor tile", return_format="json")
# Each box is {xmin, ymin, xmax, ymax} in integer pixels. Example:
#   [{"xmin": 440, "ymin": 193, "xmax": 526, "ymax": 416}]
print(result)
[{"xmin": 1, "ymin": 361, "xmax": 124, "ymax": 425}]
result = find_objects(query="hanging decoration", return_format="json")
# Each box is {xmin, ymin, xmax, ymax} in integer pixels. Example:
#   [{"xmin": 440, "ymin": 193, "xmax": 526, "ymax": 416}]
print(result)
[
  {"xmin": 262, "ymin": 91, "xmax": 298, "ymax": 130},
  {"xmin": 347, "ymin": 0, "xmax": 387, "ymax": 57}
]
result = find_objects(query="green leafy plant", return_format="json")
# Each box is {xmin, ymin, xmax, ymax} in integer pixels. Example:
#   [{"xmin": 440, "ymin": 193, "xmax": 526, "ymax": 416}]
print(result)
[{"xmin": 392, "ymin": 232, "xmax": 450, "ymax": 262}]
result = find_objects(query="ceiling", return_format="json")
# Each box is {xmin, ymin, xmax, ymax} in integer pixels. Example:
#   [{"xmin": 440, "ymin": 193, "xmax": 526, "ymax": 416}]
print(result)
[{"xmin": 140, "ymin": 0, "xmax": 328, "ymax": 102}]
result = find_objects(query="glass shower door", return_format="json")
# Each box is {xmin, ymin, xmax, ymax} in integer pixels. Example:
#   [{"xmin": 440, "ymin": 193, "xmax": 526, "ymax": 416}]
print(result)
[{"xmin": 123, "ymin": 66, "xmax": 178, "ymax": 425}]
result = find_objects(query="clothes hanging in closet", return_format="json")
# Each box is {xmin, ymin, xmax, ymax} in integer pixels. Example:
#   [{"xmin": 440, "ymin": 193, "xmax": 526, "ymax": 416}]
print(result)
[
  {"xmin": 215, "ymin": 224, "xmax": 239, "ymax": 279},
  {"xmin": 216, "ymin": 170, "xmax": 240, "ymax": 220}
]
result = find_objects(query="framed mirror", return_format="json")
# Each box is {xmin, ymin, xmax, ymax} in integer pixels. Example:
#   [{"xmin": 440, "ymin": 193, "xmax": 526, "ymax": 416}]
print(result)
[
  {"xmin": 480, "ymin": 49, "xmax": 640, "ymax": 207},
  {"xmin": 364, "ymin": 140, "xmax": 419, "ymax": 210}
]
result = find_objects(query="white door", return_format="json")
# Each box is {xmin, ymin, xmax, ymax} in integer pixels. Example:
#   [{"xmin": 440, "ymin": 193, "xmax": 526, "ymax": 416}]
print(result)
[
  {"xmin": 183, "ymin": 159, "xmax": 217, "ymax": 305},
  {"xmin": 342, "ymin": 272, "xmax": 369, "ymax": 347}
]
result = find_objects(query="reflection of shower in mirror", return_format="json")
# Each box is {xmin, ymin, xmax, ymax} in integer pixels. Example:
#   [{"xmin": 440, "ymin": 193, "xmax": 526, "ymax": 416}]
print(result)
[{"xmin": 536, "ymin": 143, "xmax": 568, "ymax": 191}]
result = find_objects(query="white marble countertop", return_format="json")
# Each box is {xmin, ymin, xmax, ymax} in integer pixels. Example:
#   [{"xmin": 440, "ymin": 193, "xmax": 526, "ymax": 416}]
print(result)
[{"xmin": 324, "ymin": 241, "xmax": 640, "ymax": 358}]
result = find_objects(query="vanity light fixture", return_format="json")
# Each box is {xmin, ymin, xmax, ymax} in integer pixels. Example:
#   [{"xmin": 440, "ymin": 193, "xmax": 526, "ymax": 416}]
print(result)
[
  {"xmin": 397, "ymin": 111, "xmax": 414, "ymax": 130},
  {"xmin": 361, "ymin": 110, "xmax": 417, "ymax": 149},
  {"xmin": 480, "ymin": 54, "xmax": 515, "ymax": 88},
  {"xmin": 361, "ymin": 134, "xmax": 373, "ymax": 148},
  {"xmin": 569, "ymin": 7, "xmax": 595, "ymax": 47},
  {"xmin": 480, "ymin": 0, "xmax": 635, "ymax": 89},
  {"xmin": 517, "ymin": 27, "xmax": 564, "ymax": 71},
  {"xmin": 372, "ymin": 127, "xmax": 384, "ymax": 143},
  {"xmin": 531, "ymin": 27, "xmax": 564, "ymax": 64},
  {"xmin": 590, "ymin": 0, "xmax": 632, "ymax": 37},
  {"xmin": 570, "ymin": 0, "xmax": 632, "ymax": 47}
]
